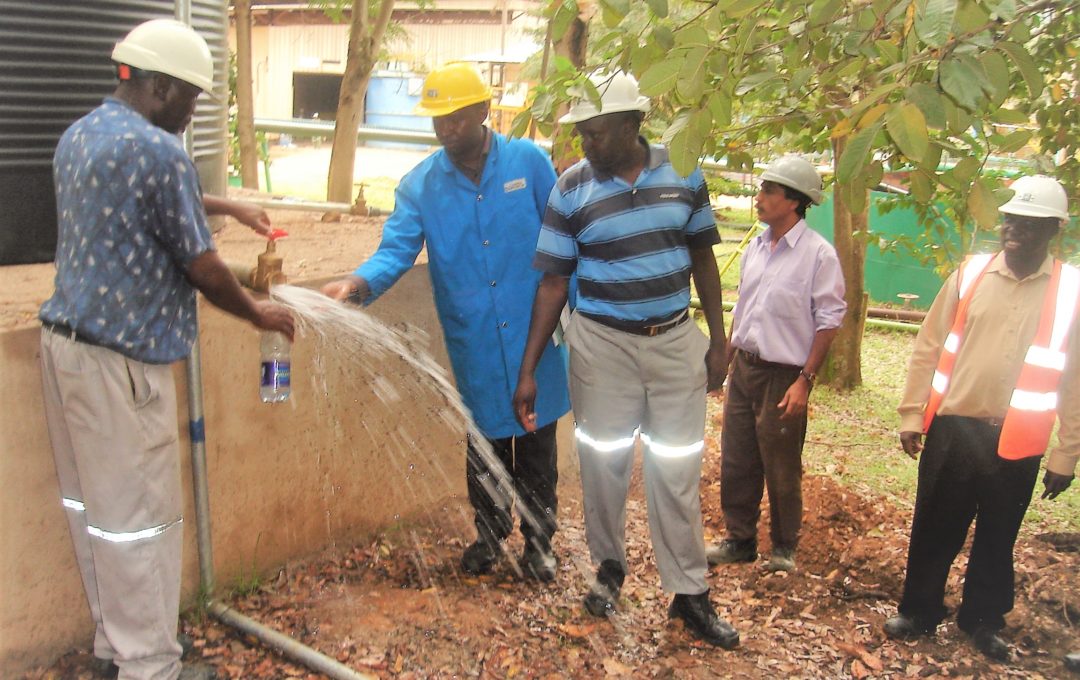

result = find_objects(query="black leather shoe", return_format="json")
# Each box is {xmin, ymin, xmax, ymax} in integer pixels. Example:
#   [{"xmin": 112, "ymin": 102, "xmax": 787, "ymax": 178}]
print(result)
[
  {"xmin": 520, "ymin": 541, "xmax": 557, "ymax": 582},
  {"xmin": 883, "ymin": 614, "xmax": 933, "ymax": 640},
  {"xmin": 90, "ymin": 657, "xmax": 118, "ymax": 679},
  {"xmin": 970, "ymin": 627, "xmax": 1011, "ymax": 662},
  {"xmin": 669, "ymin": 591, "xmax": 740, "ymax": 649},
  {"xmin": 583, "ymin": 559, "xmax": 624, "ymax": 617},
  {"xmin": 461, "ymin": 539, "xmax": 501, "ymax": 575},
  {"xmin": 1064, "ymin": 652, "xmax": 1080, "ymax": 673},
  {"xmin": 705, "ymin": 539, "xmax": 756, "ymax": 566}
]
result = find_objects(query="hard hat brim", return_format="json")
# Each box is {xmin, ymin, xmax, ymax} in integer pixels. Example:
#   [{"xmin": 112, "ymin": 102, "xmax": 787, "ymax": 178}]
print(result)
[
  {"xmin": 414, "ymin": 95, "xmax": 491, "ymax": 118},
  {"xmin": 999, "ymin": 204, "xmax": 1068, "ymax": 220},
  {"xmin": 558, "ymin": 96, "xmax": 651, "ymax": 125}
]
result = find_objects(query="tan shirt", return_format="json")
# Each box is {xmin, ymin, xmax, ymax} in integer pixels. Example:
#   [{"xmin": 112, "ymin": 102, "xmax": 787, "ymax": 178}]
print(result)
[{"xmin": 898, "ymin": 253, "xmax": 1080, "ymax": 475}]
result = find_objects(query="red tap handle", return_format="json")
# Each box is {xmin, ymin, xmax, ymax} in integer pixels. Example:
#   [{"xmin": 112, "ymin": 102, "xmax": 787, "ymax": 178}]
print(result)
[{"xmin": 268, "ymin": 229, "xmax": 289, "ymax": 241}]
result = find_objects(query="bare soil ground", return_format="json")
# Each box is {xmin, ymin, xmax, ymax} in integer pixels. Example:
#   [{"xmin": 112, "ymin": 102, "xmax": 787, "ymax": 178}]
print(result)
[{"xmin": 14, "ymin": 202, "xmax": 1080, "ymax": 679}]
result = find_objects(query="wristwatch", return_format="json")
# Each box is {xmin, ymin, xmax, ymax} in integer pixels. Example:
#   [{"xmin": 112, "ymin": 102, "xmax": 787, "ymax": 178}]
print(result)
[{"xmin": 800, "ymin": 369, "xmax": 816, "ymax": 387}]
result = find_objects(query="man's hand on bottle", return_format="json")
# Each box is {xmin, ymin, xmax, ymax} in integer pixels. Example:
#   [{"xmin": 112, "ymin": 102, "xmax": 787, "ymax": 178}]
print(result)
[{"xmin": 254, "ymin": 301, "xmax": 294, "ymax": 341}]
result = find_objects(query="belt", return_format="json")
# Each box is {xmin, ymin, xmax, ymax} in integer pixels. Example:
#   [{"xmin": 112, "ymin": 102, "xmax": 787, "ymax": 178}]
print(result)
[
  {"xmin": 41, "ymin": 320, "xmax": 100, "ymax": 346},
  {"xmin": 582, "ymin": 310, "xmax": 690, "ymax": 337},
  {"xmin": 972, "ymin": 416, "xmax": 1004, "ymax": 428},
  {"xmin": 736, "ymin": 349, "xmax": 800, "ymax": 371}
]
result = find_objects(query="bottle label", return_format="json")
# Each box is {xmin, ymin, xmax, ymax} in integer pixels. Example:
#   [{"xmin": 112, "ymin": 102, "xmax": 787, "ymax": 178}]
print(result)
[{"xmin": 261, "ymin": 361, "xmax": 291, "ymax": 389}]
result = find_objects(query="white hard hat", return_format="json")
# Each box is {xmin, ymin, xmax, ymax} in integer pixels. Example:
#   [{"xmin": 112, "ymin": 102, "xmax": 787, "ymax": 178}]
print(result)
[
  {"xmin": 999, "ymin": 175, "xmax": 1069, "ymax": 221},
  {"xmin": 111, "ymin": 19, "xmax": 214, "ymax": 92},
  {"xmin": 760, "ymin": 155, "xmax": 825, "ymax": 205},
  {"xmin": 559, "ymin": 72, "xmax": 651, "ymax": 125}
]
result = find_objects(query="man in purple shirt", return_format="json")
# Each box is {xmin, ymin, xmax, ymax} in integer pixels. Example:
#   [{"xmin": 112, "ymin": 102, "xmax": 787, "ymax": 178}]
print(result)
[{"xmin": 706, "ymin": 156, "xmax": 846, "ymax": 572}]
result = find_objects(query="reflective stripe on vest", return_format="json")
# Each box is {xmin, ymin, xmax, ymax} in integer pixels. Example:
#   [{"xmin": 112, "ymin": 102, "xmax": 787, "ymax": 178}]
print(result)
[
  {"xmin": 921, "ymin": 253, "xmax": 995, "ymax": 433},
  {"xmin": 998, "ymin": 260, "xmax": 1079, "ymax": 458},
  {"xmin": 924, "ymin": 254, "xmax": 1079, "ymax": 459}
]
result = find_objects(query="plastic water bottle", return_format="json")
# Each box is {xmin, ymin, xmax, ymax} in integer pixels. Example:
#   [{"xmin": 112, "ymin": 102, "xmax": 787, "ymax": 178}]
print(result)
[{"xmin": 260, "ymin": 331, "xmax": 291, "ymax": 403}]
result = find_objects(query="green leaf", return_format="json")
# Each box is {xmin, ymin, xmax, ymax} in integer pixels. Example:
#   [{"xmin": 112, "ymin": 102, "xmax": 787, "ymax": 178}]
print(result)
[
  {"xmin": 677, "ymin": 46, "xmax": 709, "ymax": 100},
  {"xmin": 734, "ymin": 70, "xmax": 779, "ymax": 97},
  {"xmin": 675, "ymin": 25, "xmax": 710, "ymax": 48},
  {"xmin": 708, "ymin": 91, "xmax": 732, "ymax": 128},
  {"xmin": 886, "ymin": 102, "xmax": 929, "ymax": 163},
  {"xmin": 789, "ymin": 67, "xmax": 813, "ymax": 94},
  {"xmin": 650, "ymin": 26, "xmax": 675, "ymax": 51},
  {"xmin": 668, "ymin": 118, "xmax": 705, "ymax": 176},
  {"xmin": 979, "ymin": 51, "xmax": 1009, "ymax": 106},
  {"xmin": 810, "ymin": 0, "xmax": 844, "ymax": 25},
  {"xmin": 996, "ymin": 129, "xmax": 1032, "ymax": 153},
  {"xmin": 968, "ymin": 179, "xmax": 999, "ymax": 229},
  {"xmin": 998, "ymin": 41, "xmax": 1044, "ymax": 98},
  {"xmin": 645, "ymin": 0, "xmax": 668, "ymax": 18},
  {"xmin": 914, "ymin": 0, "xmax": 957, "ymax": 49},
  {"xmin": 938, "ymin": 54, "xmax": 984, "ymax": 111},
  {"xmin": 549, "ymin": 2, "xmax": 577, "ymax": 42},
  {"xmin": 600, "ymin": 0, "xmax": 630, "ymax": 20},
  {"xmin": 638, "ymin": 58, "xmax": 684, "ymax": 97},
  {"xmin": 837, "ymin": 120, "xmax": 883, "ymax": 185},
  {"xmin": 661, "ymin": 111, "xmax": 691, "ymax": 145},
  {"xmin": 875, "ymin": 39, "xmax": 901, "ymax": 64},
  {"xmin": 905, "ymin": 83, "xmax": 946, "ymax": 129},
  {"xmin": 989, "ymin": 0, "xmax": 1017, "ymax": 21},
  {"xmin": 989, "ymin": 107, "xmax": 1029, "ymax": 125},
  {"xmin": 910, "ymin": 170, "xmax": 934, "ymax": 203},
  {"xmin": 715, "ymin": 0, "xmax": 766, "ymax": 19}
]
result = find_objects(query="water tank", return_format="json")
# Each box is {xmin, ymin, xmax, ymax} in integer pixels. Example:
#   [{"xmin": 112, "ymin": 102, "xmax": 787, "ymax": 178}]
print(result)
[{"xmin": 0, "ymin": 1, "xmax": 228, "ymax": 265}]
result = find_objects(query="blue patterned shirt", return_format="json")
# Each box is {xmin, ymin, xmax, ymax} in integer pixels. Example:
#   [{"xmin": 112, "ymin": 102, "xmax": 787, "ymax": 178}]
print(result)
[
  {"xmin": 40, "ymin": 97, "xmax": 214, "ymax": 363},
  {"xmin": 535, "ymin": 141, "xmax": 720, "ymax": 325}
]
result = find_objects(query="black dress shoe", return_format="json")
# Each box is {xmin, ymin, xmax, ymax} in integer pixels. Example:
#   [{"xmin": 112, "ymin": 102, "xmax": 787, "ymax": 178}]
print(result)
[
  {"xmin": 970, "ymin": 627, "xmax": 1011, "ymax": 662},
  {"xmin": 519, "ymin": 541, "xmax": 557, "ymax": 582},
  {"xmin": 669, "ymin": 591, "xmax": 740, "ymax": 649},
  {"xmin": 89, "ymin": 657, "xmax": 118, "ymax": 679},
  {"xmin": 461, "ymin": 539, "xmax": 501, "ymax": 575},
  {"xmin": 1064, "ymin": 652, "xmax": 1080, "ymax": 673},
  {"xmin": 583, "ymin": 559, "xmax": 624, "ymax": 617},
  {"xmin": 883, "ymin": 614, "xmax": 933, "ymax": 640}
]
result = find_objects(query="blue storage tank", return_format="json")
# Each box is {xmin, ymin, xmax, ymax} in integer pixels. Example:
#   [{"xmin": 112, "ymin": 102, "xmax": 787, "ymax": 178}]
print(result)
[{"xmin": 365, "ymin": 72, "xmax": 432, "ymax": 150}]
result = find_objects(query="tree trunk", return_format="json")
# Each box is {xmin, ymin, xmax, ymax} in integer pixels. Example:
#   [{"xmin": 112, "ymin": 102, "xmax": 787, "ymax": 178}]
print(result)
[
  {"xmin": 326, "ymin": 0, "xmax": 396, "ymax": 203},
  {"xmin": 234, "ymin": 0, "xmax": 260, "ymax": 189},
  {"xmin": 550, "ymin": 1, "xmax": 592, "ymax": 173},
  {"xmin": 825, "ymin": 135, "xmax": 868, "ymax": 390}
]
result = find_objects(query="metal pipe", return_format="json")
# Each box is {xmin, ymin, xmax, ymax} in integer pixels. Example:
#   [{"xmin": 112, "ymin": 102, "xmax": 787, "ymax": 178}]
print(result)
[
  {"xmin": 690, "ymin": 298, "xmax": 920, "ymax": 333},
  {"xmin": 244, "ymin": 196, "xmax": 383, "ymax": 216},
  {"xmin": 866, "ymin": 305, "xmax": 927, "ymax": 322},
  {"xmin": 185, "ymin": 326, "xmax": 215, "ymax": 590},
  {"xmin": 208, "ymin": 602, "xmax": 375, "ymax": 680}
]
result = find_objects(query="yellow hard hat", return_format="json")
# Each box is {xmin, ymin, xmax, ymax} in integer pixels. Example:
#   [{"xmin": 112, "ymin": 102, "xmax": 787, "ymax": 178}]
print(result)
[{"xmin": 414, "ymin": 63, "xmax": 492, "ymax": 117}]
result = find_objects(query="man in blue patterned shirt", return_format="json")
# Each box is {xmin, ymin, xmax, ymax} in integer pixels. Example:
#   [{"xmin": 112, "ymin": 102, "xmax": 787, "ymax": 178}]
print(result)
[
  {"xmin": 38, "ymin": 20, "xmax": 293, "ymax": 680},
  {"xmin": 513, "ymin": 72, "xmax": 738, "ymax": 648}
]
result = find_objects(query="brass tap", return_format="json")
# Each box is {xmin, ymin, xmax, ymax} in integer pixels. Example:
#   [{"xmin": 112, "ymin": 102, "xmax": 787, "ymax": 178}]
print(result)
[{"xmin": 251, "ymin": 237, "xmax": 287, "ymax": 293}]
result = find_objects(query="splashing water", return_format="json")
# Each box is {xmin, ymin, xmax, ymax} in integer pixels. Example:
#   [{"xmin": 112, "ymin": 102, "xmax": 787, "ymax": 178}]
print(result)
[{"xmin": 270, "ymin": 284, "xmax": 544, "ymax": 574}]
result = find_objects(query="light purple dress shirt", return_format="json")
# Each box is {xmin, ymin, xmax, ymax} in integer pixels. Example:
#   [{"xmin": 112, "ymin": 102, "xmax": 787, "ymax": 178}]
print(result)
[{"xmin": 730, "ymin": 219, "xmax": 847, "ymax": 366}]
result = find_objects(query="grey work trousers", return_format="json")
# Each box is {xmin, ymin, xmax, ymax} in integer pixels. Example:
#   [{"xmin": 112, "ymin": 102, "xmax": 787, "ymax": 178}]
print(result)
[
  {"xmin": 40, "ymin": 330, "xmax": 184, "ymax": 680},
  {"xmin": 566, "ymin": 313, "xmax": 710, "ymax": 595},
  {"xmin": 720, "ymin": 350, "xmax": 807, "ymax": 550}
]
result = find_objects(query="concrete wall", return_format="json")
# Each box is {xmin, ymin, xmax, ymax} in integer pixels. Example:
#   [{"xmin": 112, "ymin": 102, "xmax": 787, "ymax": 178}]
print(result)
[{"xmin": 0, "ymin": 267, "xmax": 576, "ymax": 674}]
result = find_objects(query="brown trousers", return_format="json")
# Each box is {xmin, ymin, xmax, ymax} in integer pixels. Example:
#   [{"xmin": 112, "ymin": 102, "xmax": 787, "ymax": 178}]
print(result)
[{"xmin": 720, "ymin": 350, "xmax": 807, "ymax": 550}]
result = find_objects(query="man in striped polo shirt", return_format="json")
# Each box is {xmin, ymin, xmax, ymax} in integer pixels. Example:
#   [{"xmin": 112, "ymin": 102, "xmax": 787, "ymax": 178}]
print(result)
[{"xmin": 513, "ymin": 72, "xmax": 738, "ymax": 648}]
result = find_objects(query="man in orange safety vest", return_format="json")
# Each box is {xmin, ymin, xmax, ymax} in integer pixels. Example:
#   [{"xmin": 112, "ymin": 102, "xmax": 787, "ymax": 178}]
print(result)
[{"xmin": 885, "ymin": 174, "xmax": 1079, "ymax": 662}]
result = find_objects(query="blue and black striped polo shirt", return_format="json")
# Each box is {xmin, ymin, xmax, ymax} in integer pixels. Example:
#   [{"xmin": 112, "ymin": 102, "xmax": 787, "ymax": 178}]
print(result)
[{"xmin": 534, "ymin": 140, "xmax": 719, "ymax": 325}]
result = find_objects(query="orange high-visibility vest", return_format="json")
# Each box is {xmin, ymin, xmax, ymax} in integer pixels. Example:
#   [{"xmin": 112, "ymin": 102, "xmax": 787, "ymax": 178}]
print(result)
[{"xmin": 923, "ymin": 252, "xmax": 1080, "ymax": 459}]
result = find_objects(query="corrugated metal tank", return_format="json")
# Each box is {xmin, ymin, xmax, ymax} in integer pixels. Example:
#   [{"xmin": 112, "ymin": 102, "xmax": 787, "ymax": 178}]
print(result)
[{"xmin": 0, "ymin": 0, "xmax": 228, "ymax": 265}]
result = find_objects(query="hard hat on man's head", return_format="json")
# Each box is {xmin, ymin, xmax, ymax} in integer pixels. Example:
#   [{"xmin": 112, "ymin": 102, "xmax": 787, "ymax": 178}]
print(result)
[
  {"xmin": 414, "ymin": 63, "xmax": 492, "ymax": 117},
  {"xmin": 999, "ymin": 175, "xmax": 1069, "ymax": 221},
  {"xmin": 760, "ymin": 155, "xmax": 825, "ymax": 205},
  {"xmin": 111, "ymin": 19, "xmax": 214, "ymax": 92},
  {"xmin": 558, "ymin": 71, "xmax": 651, "ymax": 125}
]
